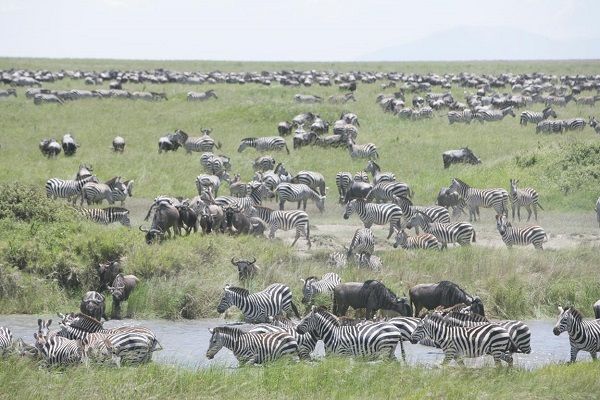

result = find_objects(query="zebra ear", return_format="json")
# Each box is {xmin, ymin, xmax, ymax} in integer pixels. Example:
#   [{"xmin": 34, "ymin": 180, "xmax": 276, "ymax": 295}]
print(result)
[
  {"xmin": 208, "ymin": 328, "xmax": 213, "ymax": 334},
  {"xmin": 300, "ymin": 278, "xmax": 305, "ymax": 284}
]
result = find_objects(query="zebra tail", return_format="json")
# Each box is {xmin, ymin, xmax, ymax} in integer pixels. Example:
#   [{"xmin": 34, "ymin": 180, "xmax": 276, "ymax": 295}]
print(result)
[
  {"xmin": 285, "ymin": 144, "xmax": 290, "ymax": 155},
  {"xmin": 216, "ymin": 141, "xmax": 222, "ymax": 149},
  {"xmin": 290, "ymin": 301, "xmax": 301, "ymax": 319},
  {"xmin": 471, "ymin": 229, "xmax": 477, "ymax": 243},
  {"xmin": 537, "ymin": 202, "xmax": 544, "ymax": 211}
]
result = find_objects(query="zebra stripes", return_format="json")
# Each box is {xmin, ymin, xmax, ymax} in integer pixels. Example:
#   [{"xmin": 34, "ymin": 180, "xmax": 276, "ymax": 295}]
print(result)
[
  {"xmin": 275, "ymin": 182, "xmax": 326, "ymax": 212},
  {"xmin": 206, "ymin": 326, "xmax": 298, "ymax": 364},
  {"xmin": 112, "ymin": 179, "xmax": 134, "ymax": 207},
  {"xmin": 495, "ymin": 214, "xmax": 547, "ymax": 250},
  {"xmin": 406, "ymin": 212, "xmax": 475, "ymax": 250},
  {"xmin": 343, "ymin": 198, "xmax": 403, "ymax": 239},
  {"xmin": 335, "ymin": 171, "xmax": 352, "ymax": 203},
  {"xmin": 447, "ymin": 109, "xmax": 474, "ymax": 125},
  {"xmin": 347, "ymin": 139, "xmax": 378, "ymax": 160},
  {"xmin": 449, "ymin": 178, "xmax": 508, "ymax": 222},
  {"xmin": 214, "ymin": 181, "xmax": 266, "ymax": 213},
  {"xmin": 366, "ymin": 181, "xmax": 412, "ymax": 203},
  {"xmin": 34, "ymin": 93, "xmax": 64, "ymax": 105},
  {"xmin": 475, "ymin": 106, "xmax": 515, "ymax": 123},
  {"xmin": 326, "ymin": 252, "xmax": 348, "ymax": 268},
  {"xmin": 80, "ymin": 181, "xmax": 116, "ymax": 206},
  {"xmin": 328, "ymin": 92, "xmax": 356, "ymax": 103},
  {"xmin": 187, "ymin": 90, "xmax": 218, "ymax": 101},
  {"xmin": 296, "ymin": 306, "xmax": 401, "ymax": 360},
  {"xmin": 78, "ymin": 207, "xmax": 131, "ymax": 226},
  {"xmin": 519, "ymin": 107, "xmax": 557, "ymax": 126},
  {"xmin": 251, "ymin": 206, "xmax": 311, "ymax": 248},
  {"xmin": 509, "ymin": 179, "xmax": 543, "ymax": 222},
  {"xmin": 536, "ymin": 120, "xmax": 563, "ymax": 134},
  {"xmin": 560, "ymin": 117, "xmax": 586, "ymax": 131},
  {"xmin": 393, "ymin": 229, "xmax": 440, "ymax": 250},
  {"xmin": 301, "ymin": 272, "xmax": 342, "ymax": 305},
  {"xmin": 553, "ymin": 305, "xmax": 600, "ymax": 362},
  {"xmin": 347, "ymin": 227, "xmax": 375, "ymax": 259},
  {"xmin": 45, "ymin": 175, "xmax": 99, "ymax": 205},
  {"xmin": 176, "ymin": 129, "xmax": 221, "ymax": 154},
  {"xmin": 34, "ymin": 334, "xmax": 85, "ymax": 367},
  {"xmin": 249, "ymin": 316, "xmax": 317, "ymax": 360},
  {"xmin": 0, "ymin": 327, "xmax": 13, "ymax": 352},
  {"xmin": 356, "ymin": 253, "xmax": 383, "ymax": 271},
  {"xmin": 291, "ymin": 171, "xmax": 326, "ymax": 196},
  {"xmin": 364, "ymin": 160, "xmax": 395, "ymax": 185},
  {"xmin": 217, "ymin": 283, "xmax": 300, "ymax": 324},
  {"xmin": 238, "ymin": 136, "xmax": 290, "ymax": 154},
  {"xmin": 392, "ymin": 195, "xmax": 449, "ymax": 233}
]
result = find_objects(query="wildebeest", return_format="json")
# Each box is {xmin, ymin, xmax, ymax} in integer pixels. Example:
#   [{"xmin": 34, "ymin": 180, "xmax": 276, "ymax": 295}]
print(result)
[
  {"xmin": 158, "ymin": 133, "xmax": 181, "ymax": 153},
  {"xmin": 442, "ymin": 148, "xmax": 481, "ymax": 169},
  {"xmin": 62, "ymin": 133, "xmax": 80, "ymax": 156},
  {"xmin": 342, "ymin": 180, "xmax": 372, "ymax": 204},
  {"xmin": 435, "ymin": 187, "xmax": 460, "ymax": 209},
  {"xmin": 139, "ymin": 201, "xmax": 181, "ymax": 243},
  {"xmin": 333, "ymin": 280, "xmax": 413, "ymax": 320},
  {"xmin": 112, "ymin": 136, "xmax": 125, "ymax": 153},
  {"xmin": 98, "ymin": 260, "xmax": 122, "ymax": 291},
  {"xmin": 107, "ymin": 273, "xmax": 140, "ymax": 319},
  {"xmin": 409, "ymin": 280, "xmax": 474, "ymax": 317},
  {"xmin": 231, "ymin": 256, "xmax": 260, "ymax": 283},
  {"xmin": 176, "ymin": 201, "xmax": 198, "ymax": 235},
  {"xmin": 80, "ymin": 291, "xmax": 108, "ymax": 322},
  {"xmin": 278, "ymin": 121, "xmax": 294, "ymax": 136},
  {"xmin": 39, "ymin": 138, "xmax": 61, "ymax": 158}
]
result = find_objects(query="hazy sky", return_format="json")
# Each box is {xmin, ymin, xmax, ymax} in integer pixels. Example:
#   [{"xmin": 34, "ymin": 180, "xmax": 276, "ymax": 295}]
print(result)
[{"xmin": 2, "ymin": 0, "xmax": 599, "ymax": 61}]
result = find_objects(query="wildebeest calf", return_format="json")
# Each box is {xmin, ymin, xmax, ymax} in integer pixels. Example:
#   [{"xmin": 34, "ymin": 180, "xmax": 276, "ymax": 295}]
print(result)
[
  {"xmin": 108, "ymin": 274, "xmax": 140, "ymax": 319},
  {"xmin": 333, "ymin": 280, "xmax": 412, "ymax": 320}
]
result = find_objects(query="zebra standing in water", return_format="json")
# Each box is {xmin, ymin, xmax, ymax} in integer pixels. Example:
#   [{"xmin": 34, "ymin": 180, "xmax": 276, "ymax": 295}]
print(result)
[
  {"xmin": 238, "ymin": 136, "xmax": 290, "ymax": 154},
  {"xmin": 0, "ymin": 327, "xmax": 13, "ymax": 352},
  {"xmin": 206, "ymin": 326, "xmax": 298, "ymax": 364},
  {"xmin": 393, "ymin": 229, "xmax": 440, "ymax": 251},
  {"xmin": 553, "ymin": 305, "xmax": 600, "ymax": 362},
  {"xmin": 187, "ymin": 89, "xmax": 218, "ymax": 101},
  {"xmin": 34, "ymin": 319, "xmax": 85, "ymax": 367},
  {"xmin": 495, "ymin": 214, "xmax": 547, "ymax": 250},
  {"xmin": 217, "ymin": 283, "xmax": 300, "ymax": 324},
  {"xmin": 300, "ymin": 272, "xmax": 342, "ymax": 306},
  {"xmin": 46, "ymin": 175, "xmax": 99, "ymax": 205},
  {"xmin": 78, "ymin": 207, "xmax": 131, "ymax": 226},
  {"xmin": 447, "ymin": 109, "xmax": 474, "ymax": 124},
  {"xmin": 449, "ymin": 178, "xmax": 508, "ymax": 222},
  {"xmin": 275, "ymin": 182, "xmax": 326, "ymax": 212},
  {"xmin": 343, "ymin": 198, "xmax": 403, "ymax": 239},
  {"xmin": 250, "ymin": 205, "xmax": 311, "ymax": 248},
  {"xmin": 249, "ymin": 316, "xmax": 317, "ymax": 360},
  {"xmin": 509, "ymin": 179, "xmax": 543, "ymax": 222},
  {"xmin": 406, "ymin": 212, "xmax": 475, "ymax": 250},
  {"xmin": 519, "ymin": 107, "xmax": 557, "ymax": 126},
  {"xmin": 346, "ymin": 227, "xmax": 375, "ymax": 259}
]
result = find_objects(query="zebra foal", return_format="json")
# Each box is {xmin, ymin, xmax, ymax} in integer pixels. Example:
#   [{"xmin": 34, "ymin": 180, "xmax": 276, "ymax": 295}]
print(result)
[
  {"xmin": 301, "ymin": 272, "xmax": 342, "ymax": 306},
  {"xmin": 509, "ymin": 179, "xmax": 543, "ymax": 222},
  {"xmin": 553, "ymin": 305, "xmax": 600, "ymax": 362}
]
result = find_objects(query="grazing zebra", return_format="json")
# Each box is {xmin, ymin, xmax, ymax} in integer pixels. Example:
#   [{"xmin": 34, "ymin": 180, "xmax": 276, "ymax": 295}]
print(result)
[
  {"xmin": 328, "ymin": 92, "xmax": 356, "ymax": 103},
  {"xmin": 131, "ymin": 91, "xmax": 156, "ymax": 101},
  {"xmin": 393, "ymin": 229, "xmax": 440, "ymax": 250},
  {"xmin": 589, "ymin": 116, "xmax": 600, "ymax": 134},
  {"xmin": 296, "ymin": 306, "xmax": 402, "ymax": 360},
  {"xmin": 300, "ymin": 272, "xmax": 342, "ymax": 305},
  {"xmin": 216, "ymin": 283, "xmax": 300, "ymax": 324},
  {"xmin": 238, "ymin": 136, "xmax": 290, "ymax": 154},
  {"xmin": 560, "ymin": 117, "xmax": 586, "ymax": 131},
  {"xmin": 356, "ymin": 253, "xmax": 383, "ymax": 271},
  {"xmin": 0, "ymin": 327, "xmax": 13, "ymax": 352},
  {"xmin": 34, "ymin": 93, "xmax": 64, "ymax": 105},
  {"xmin": 275, "ymin": 182, "xmax": 326, "ymax": 212},
  {"xmin": 410, "ymin": 312, "xmax": 513, "ymax": 367},
  {"xmin": 187, "ymin": 89, "xmax": 218, "ymax": 101},
  {"xmin": 495, "ymin": 214, "xmax": 547, "ymax": 250},
  {"xmin": 366, "ymin": 181, "xmax": 413, "ymax": 203},
  {"xmin": 0, "ymin": 89, "xmax": 17, "ymax": 98},
  {"xmin": 406, "ymin": 212, "xmax": 475, "ymax": 250},
  {"xmin": 176, "ymin": 129, "xmax": 221, "ymax": 154},
  {"xmin": 475, "ymin": 106, "xmax": 516, "ymax": 123},
  {"xmin": 78, "ymin": 207, "xmax": 131, "ymax": 226},
  {"xmin": 343, "ymin": 198, "xmax": 403, "ymax": 239},
  {"xmin": 553, "ymin": 305, "xmax": 600, "ymax": 362},
  {"xmin": 447, "ymin": 109, "xmax": 474, "ymax": 124},
  {"xmin": 364, "ymin": 160, "xmax": 395, "ymax": 185},
  {"xmin": 347, "ymin": 139, "xmax": 378, "ymax": 160},
  {"xmin": 249, "ymin": 316, "xmax": 317, "ymax": 360},
  {"xmin": 347, "ymin": 227, "xmax": 375, "ymax": 259},
  {"xmin": 45, "ymin": 174, "xmax": 99, "ymax": 205},
  {"xmin": 449, "ymin": 178, "xmax": 508, "ymax": 222},
  {"xmin": 291, "ymin": 171, "xmax": 326, "ymax": 196},
  {"xmin": 509, "ymin": 179, "xmax": 543, "ymax": 222},
  {"xmin": 335, "ymin": 171, "xmax": 352, "ymax": 203},
  {"xmin": 250, "ymin": 206, "xmax": 311, "ymax": 248},
  {"xmin": 294, "ymin": 94, "xmax": 324, "ymax": 103},
  {"xmin": 536, "ymin": 119, "xmax": 564, "ymax": 134},
  {"xmin": 544, "ymin": 94, "xmax": 574, "ymax": 107},
  {"xmin": 392, "ymin": 195, "xmax": 449, "ymax": 233},
  {"xmin": 326, "ymin": 252, "xmax": 348, "ymax": 268},
  {"xmin": 196, "ymin": 174, "xmax": 223, "ymax": 197},
  {"xmin": 206, "ymin": 326, "xmax": 298, "ymax": 364},
  {"xmin": 112, "ymin": 179, "xmax": 134, "ymax": 207},
  {"xmin": 519, "ymin": 107, "xmax": 557, "ymax": 126}
]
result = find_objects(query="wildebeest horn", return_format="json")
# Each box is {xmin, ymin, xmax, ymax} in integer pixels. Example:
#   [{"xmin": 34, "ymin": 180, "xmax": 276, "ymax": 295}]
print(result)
[
  {"xmin": 139, "ymin": 225, "xmax": 149, "ymax": 233},
  {"xmin": 249, "ymin": 256, "xmax": 256, "ymax": 265},
  {"xmin": 231, "ymin": 257, "xmax": 238, "ymax": 266}
]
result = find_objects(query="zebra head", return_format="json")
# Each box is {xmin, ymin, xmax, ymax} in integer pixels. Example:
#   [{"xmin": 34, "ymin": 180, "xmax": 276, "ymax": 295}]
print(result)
[
  {"xmin": 553, "ymin": 305, "xmax": 575, "ymax": 336},
  {"xmin": 206, "ymin": 328, "xmax": 225, "ymax": 359},
  {"xmin": 216, "ymin": 285, "xmax": 236, "ymax": 314},
  {"xmin": 296, "ymin": 305, "xmax": 324, "ymax": 336},
  {"xmin": 342, "ymin": 199, "xmax": 357, "ymax": 220},
  {"xmin": 300, "ymin": 277, "xmax": 319, "ymax": 305},
  {"xmin": 393, "ymin": 228, "xmax": 407, "ymax": 248},
  {"xmin": 409, "ymin": 314, "xmax": 435, "ymax": 344},
  {"xmin": 495, "ymin": 214, "xmax": 510, "ymax": 235}
]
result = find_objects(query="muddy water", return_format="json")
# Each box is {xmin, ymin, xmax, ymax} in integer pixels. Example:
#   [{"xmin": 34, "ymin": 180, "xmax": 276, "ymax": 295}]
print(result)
[{"xmin": 2, "ymin": 315, "xmax": 590, "ymax": 370}]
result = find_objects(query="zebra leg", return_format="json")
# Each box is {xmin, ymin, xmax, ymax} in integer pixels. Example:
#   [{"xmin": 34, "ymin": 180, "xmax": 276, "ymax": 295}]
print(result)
[
  {"xmin": 569, "ymin": 346, "xmax": 580, "ymax": 362},
  {"xmin": 399, "ymin": 340, "xmax": 406, "ymax": 363},
  {"xmin": 525, "ymin": 205, "xmax": 532, "ymax": 222}
]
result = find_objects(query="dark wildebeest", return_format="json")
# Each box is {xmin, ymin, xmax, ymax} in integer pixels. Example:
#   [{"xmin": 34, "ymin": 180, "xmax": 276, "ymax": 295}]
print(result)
[
  {"xmin": 176, "ymin": 201, "xmax": 198, "ymax": 235},
  {"xmin": 80, "ymin": 291, "xmax": 108, "ymax": 322},
  {"xmin": 231, "ymin": 256, "xmax": 259, "ymax": 283},
  {"xmin": 442, "ymin": 148, "xmax": 481, "ymax": 169},
  {"xmin": 97, "ymin": 260, "xmax": 122, "ymax": 291},
  {"xmin": 409, "ymin": 280, "xmax": 474, "ymax": 317},
  {"xmin": 158, "ymin": 133, "xmax": 181, "ymax": 154},
  {"xmin": 594, "ymin": 300, "xmax": 600, "ymax": 319},
  {"xmin": 333, "ymin": 280, "xmax": 413, "ymax": 320},
  {"xmin": 108, "ymin": 273, "xmax": 140, "ymax": 319},
  {"xmin": 139, "ymin": 201, "xmax": 181, "ymax": 244},
  {"xmin": 342, "ymin": 180, "xmax": 372, "ymax": 204}
]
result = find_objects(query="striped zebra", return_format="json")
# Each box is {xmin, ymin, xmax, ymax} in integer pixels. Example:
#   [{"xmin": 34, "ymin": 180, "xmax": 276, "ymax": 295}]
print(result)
[
  {"xmin": 196, "ymin": 174, "xmax": 223, "ymax": 197},
  {"xmin": 80, "ymin": 179, "xmax": 119, "ymax": 206},
  {"xmin": 275, "ymin": 182, "xmax": 326, "ymax": 212},
  {"xmin": 34, "ymin": 334, "xmax": 85, "ymax": 367},
  {"xmin": 411, "ymin": 106, "xmax": 433, "ymax": 120},
  {"xmin": 250, "ymin": 205, "xmax": 311, "ymax": 248},
  {"xmin": 112, "ymin": 179, "xmax": 134, "ymax": 207},
  {"xmin": 406, "ymin": 211, "xmax": 475, "ymax": 250},
  {"xmin": 131, "ymin": 91, "xmax": 156, "ymax": 101},
  {"xmin": 0, "ymin": 89, "xmax": 17, "ymax": 98},
  {"xmin": 0, "ymin": 327, "xmax": 13, "ymax": 352},
  {"xmin": 335, "ymin": 171, "xmax": 352, "ymax": 203},
  {"xmin": 333, "ymin": 121, "xmax": 359, "ymax": 141},
  {"xmin": 251, "ymin": 155, "xmax": 276, "ymax": 172},
  {"xmin": 560, "ymin": 117, "xmax": 586, "ymax": 131},
  {"xmin": 343, "ymin": 198, "xmax": 403, "ymax": 239},
  {"xmin": 353, "ymin": 171, "xmax": 370, "ymax": 183},
  {"xmin": 249, "ymin": 316, "xmax": 317, "ymax": 360},
  {"xmin": 356, "ymin": 253, "xmax": 383, "ymax": 271},
  {"xmin": 238, "ymin": 136, "xmax": 290, "ymax": 154},
  {"xmin": 328, "ymin": 92, "xmax": 356, "ymax": 103},
  {"xmin": 392, "ymin": 195, "xmax": 449, "ymax": 233},
  {"xmin": 475, "ymin": 106, "xmax": 516, "ymax": 123},
  {"xmin": 366, "ymin": 181, "xmax": 412, "ymax": 203},
  {"xmin": 449, "ymin": 178, "xmax": 508, "ymax": 222},
  {"xmin": 200, "ymin": 152, "xmax": 231, "ymax": 176},
  {"xmin": 176, "ymin": 129, "xmax": 221, "ymax": 154},
  {"xmin": 347, "ymin": 139, "xmax": 378, "ymax": 160},
  {"xmin": 33, "ymin": 93, "xmax": 64, "ymax": 105},
  {"xmin": 294, "ymin": 94, "xmax": 324, "ymax": 103},
  {"xmin": 78, "ymin": 207, "xmax": 131, "ymax": 226},
  {"xmin": 393, "ymin": 229, "xmax": 440, "ymax": 250},
  {"xmin": 347, "ymin": 227, "xmax": 375, "ymax": 259},
  {"xmin": 447, "ymin": 109, "xmax": 474, "ymax": 124},
  {"xmin": 410, "ymin": 312, "xmax": 513, "ymax": 367},
  {"xmin": 291, "ymin": 171, "xmax": 326, "ymax": 196},
  {"xmin": 388, "ymin": 316, "xmax": 421, "ymax": 361},
  {"xmin": 214, "ymin": 181, "xmax": 266, "ymax": 213},
  {"xmin": 519, "ymin": 107, "xmax": 557, "ymax": 126},
  {"xmin": 544, "ymin": 94, "xmax": 574, "ymax": 107},
  {"xmin": 495, "ymin": 214, "xmax": 547, "ymax": 250},
  {"xmin": 187, "ymin": 89, "xmax": 218, "ymax": 101},
  {"xmin": 216, "ymin": 283, "xmax": 300, "ymax": 324},
  {"xmin": 45, "ymin": 174, "xmax": 99, "ymax": 205},
  {"xmin": 326, "ymin": 252, "xmax": 347, "ymax": 268},
  {"xmin": 300, "ymin": 272, "xmax": 342, "ymax": 305},
  {"xmin": 296, "ymin": 306, "xmax": 402, "ymax": 360},
  {"xmin": 509, "ymin": 179, "xmax": 543, "ymax": 222},
  {"xmin": 364, "ymin": 160, "xmax": 395, "ymax": 185},
  {"xmin": 206, "ymin": 326, "xmax": 298, "ymax": 364},
  {"xmin": 553, "ymin": 305, "xmax": 600, "ymax": 362},
  {"xmin": 68, "ymin": 89, "xmax": 102, "ymax": 100},
  {"xmin": 536, "ymin": 119, "xmax": 563, "ymax": 134}
]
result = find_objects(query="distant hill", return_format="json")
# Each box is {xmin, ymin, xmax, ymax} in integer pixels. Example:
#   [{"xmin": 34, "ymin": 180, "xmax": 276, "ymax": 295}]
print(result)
[{"xmin": 356, "ymin": 26, "xmax": 600, "ymax": 61}]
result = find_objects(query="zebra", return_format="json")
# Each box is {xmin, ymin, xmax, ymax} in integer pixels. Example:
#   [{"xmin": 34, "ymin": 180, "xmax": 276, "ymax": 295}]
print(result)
[
  {"xmin": 275, "ymin": 182, "xmax": 326, "ymax": 212},
  {"xmin": 347, "ymin": 227, "xmax": 375, "ymax": 259},
  {"xmin": 187, "ymin": 90, "xmax": 218, "ymax": 101},
  {"xmin": 296, "ymin": 306, "xmax": 402, "ymax": 360},
  {"xmin": 290, "ymin": 171, "xmax": 326, "ymax": 196},
  {"xmin": 392, "ymin": 195, "xmax": 450, "ymax": 233},
  {"xmin": 475, "ymin": 106, "xmax": 516, "ymax": 123},
  {"xmin": 328, "ymin": 93, "xmax": 356, "ymax": 103},
  {"xmin": 544, "ymin": 94, "xmax": 574, "ymax": 107},
  {"xmin": 519, "ymin": 107, "xmax": 557, "ymax": 126},
  {"xmin": 364, "ymin": 160, "xmax": 395, "ymax": 185},
  {"xmin": 326, "ymin": 252, "xmax": 348, "ymax": 268},
  {"xmin": 68, "ymin": 89, "xmax": 102, "ymax": 100},
  {"xmin": 34, "ymin": 333, "xmax": 86, "ymax": 367},
  {"xmin": 249, "ymin": 316, "xmax": 317, "ymax": 360},
  {"xmin": 356, "ymin": 253, "xmax": 383, "ymax": 271},
  {"xmin": 353, "ymin": 171, "xmax": 370, "ymax": 183},
  {"xmin": 347, "ymin": 139, "xmax": 378, "ymax": 160},
  {"xmin": 250, "ymin": 206, "xmax": 311, "ymax": 248},
  {"xmin": 366, "ymin": 181, "xmax": 412, "ymax": 203},
  {"xmin": 206, "ymin": 326, "xmax": 298, "ymax": 364},
  {"xmin": 45, "ymin": 174, "xmax": 99, "ymax": 205},
  {"xmin": 0, "ymin": 327, "xmax": 13, "ymax": 353},
  {"xmin": 553, "ymin": 305, "xmax": 600, "ymax": 362},
  {"xmin": 196, "ymin": 174, "xmax": 223, "ymax": 197},
  {"xmin": 112, "ymin": 179, "xmax": 134, "ymax": 207},
  {"xmin": 200, "ymin": 153, "xmax": 231, "ymax": 176},
  {"xmin": 495, "ymin": 214, "xmax": 547, "ymax": 250},
  {"xmin": 238, "ymin": 136, "xmax": 290, "ymax": 154},
  {"xmin": 343, "ymin": 198, "xmax": 403, "ymax": 239},
  {"xmin": 0, "ymin": 89, "xmax": 17, "ymax": 98},
  {"xmin": 589, "ymin": 116, "xmax": 600, "ymax": 134},
  {"xmin": 214, "ymin": 181, "xmax": 266, "ymax": 213},
  {"xmin": 335, "ymin": 171, "xmax": 352, "ymax": 203},
  {"xmin": 131, "ymin": 91, "xmax": 155, "ymax": 101},
  {"xmin": 388, "ymin": 316, "xmax": 422, "ymax": 361},
  {"xmin": 509, "ymin": 179, "xmax": 543, "ymax": 222},
  {"xmin": 449, "ymin": 178, "xmax": 508, "ymax": 222},
  {"xmin": 410, "ymin": 312, "xmax": 513, "ymax": 367},
  {"xmin": 78, "ymin": 207, "xmax": 131, "ymax": 226},
  {"xmin": 447, "ymin": 109, "xmax": 474, "ymax": 124},
  {"xmin": 406, "ymin": 211, "xmax": 475, "ymax": 250},
  {"xmin": 33, "ymin": 93, "xmax": 64, "ymax": 105},
  {"xmin": 175, "ymin": 129, "xmax": 221, "ymax": 154},
  {"xmin": 300, "ymin": 272, "xmax": 342, "ymax": 305},
  {"xmin": 393, "ymin": 229, "xmax": 440, "ymax": 250},
  {"xmin": 251, "ymin": 155, "xmax": 276, "ymax": 172},
  {"xmin": 80, "ymin": 179, "xmax": 119, "ymax": 206},
  {"xmin": 216, "ymin": 283, "xmax": 300, "ymax": 324},
  {"xmin": 294, "ymin": 94, "xmax": 324, "ymax": 103},
  {"xmin": 560, "ymin": 117, "xmax": 586, "ymax": 131},
  {"xmin": 536, "ymin": 119, "xmax": 564, "ymax": 134}
]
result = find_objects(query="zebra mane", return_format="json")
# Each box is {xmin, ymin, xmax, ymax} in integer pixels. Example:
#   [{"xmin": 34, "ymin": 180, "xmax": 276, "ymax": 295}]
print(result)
[
  {"xmin": 303, "ymin": 276, "xmax": 318, "ymax": 282},
  {"xmin": 241, "ymin": 137, "xmax": 256, "ymax": 141},
  {"xmin": 69, "ymin": 313, "xmax": 103, "ymax": 330},
  {"xmin": 212, "ymin": 326, "xmax": 243, "ymax": 337},
  {"xmin": 568, "ymin": 307, "xmax": 583, "ymax": 321},
  {"xmin": 452, "ymin": 178, "xmax": 469, "ymax": 188},
  {"xmin": 368, "ymin": 160, "xmax": 381, "ymax": 171},
  {"xmin": 104, "ymin": 176, "xmax": 120, "ymax": 186},
  {"xmin": 269, "ymin": 315, "xmax": 295, "ymax": 328},
  {"xmin": 103, "ymin": 207, "xmax": 130, "ymax": 212},
  {"xmin": 227, "ymin": 286, "xmax": 250, "ymax": 297},
  {"xmin": 313, "ymin": 306, "xmax": 341, "ymax": 326}
]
